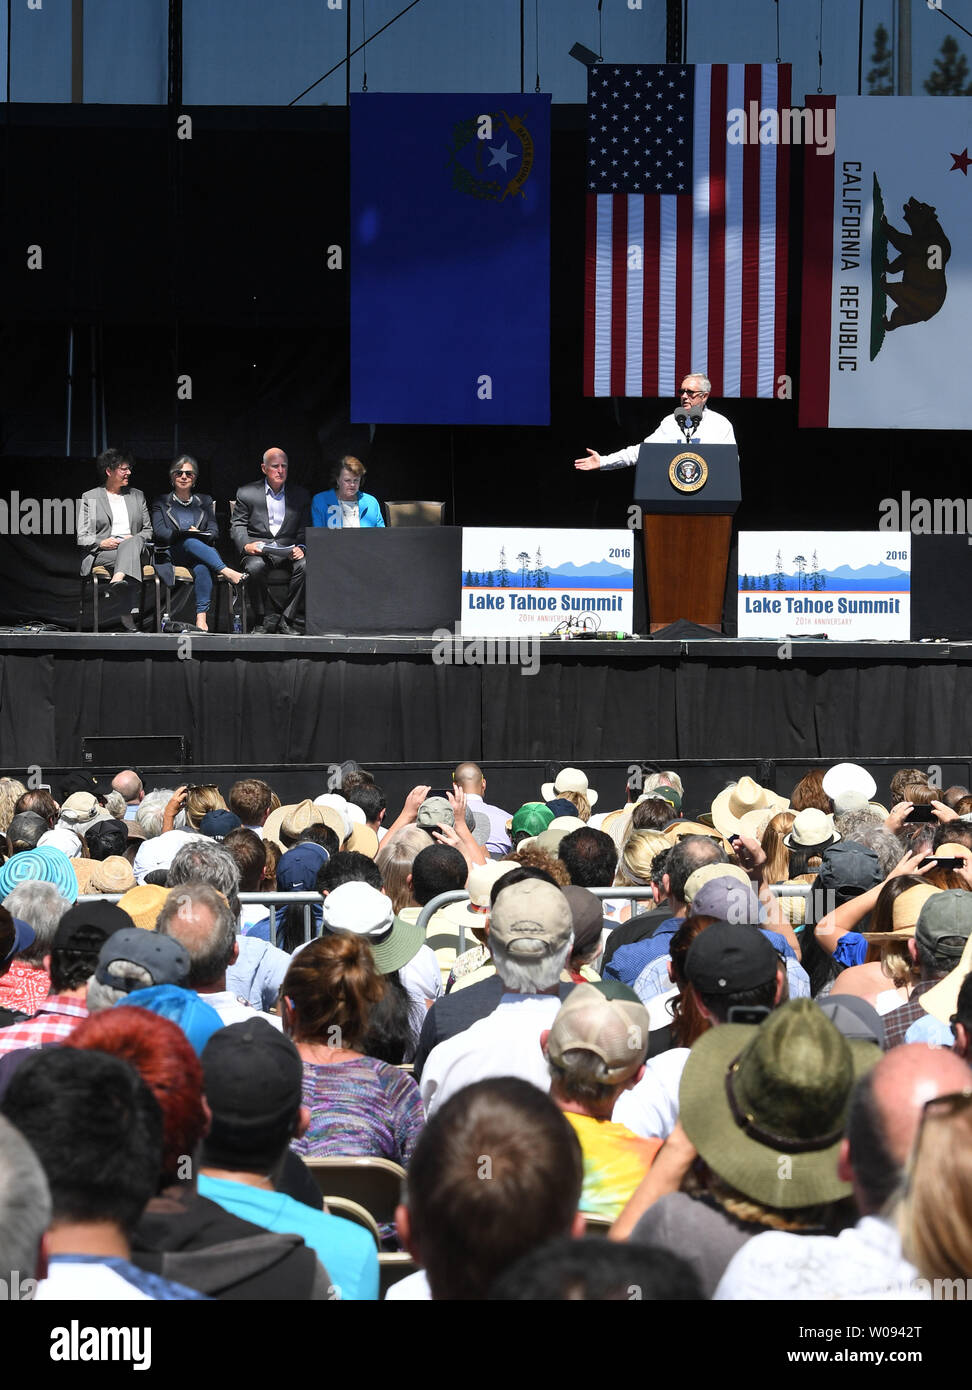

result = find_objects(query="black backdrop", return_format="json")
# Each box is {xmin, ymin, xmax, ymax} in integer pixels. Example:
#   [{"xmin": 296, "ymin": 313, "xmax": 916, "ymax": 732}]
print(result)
[{"xmin": 2, "ymin": 103, "xmax": 967, "ymax": 629}]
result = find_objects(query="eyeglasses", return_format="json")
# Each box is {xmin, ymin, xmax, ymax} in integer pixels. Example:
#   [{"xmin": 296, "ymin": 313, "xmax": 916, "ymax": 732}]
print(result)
[
  {"xmin": 921, "ymin": 1090, "xmax": 972, "ymax": 1122},
  {"xmin": 174, "ymin": 470, "xmax": 195, "ymax": 478},
  {"xmin": 680, "ymin": 388, "xmax": 705, "ymax": 398}
]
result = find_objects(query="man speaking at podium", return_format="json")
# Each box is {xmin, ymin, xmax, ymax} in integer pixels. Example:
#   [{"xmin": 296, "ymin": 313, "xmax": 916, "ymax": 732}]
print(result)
[{"xmin": 574, "ymin": 374, "xmax": 735, "ymax": 471}]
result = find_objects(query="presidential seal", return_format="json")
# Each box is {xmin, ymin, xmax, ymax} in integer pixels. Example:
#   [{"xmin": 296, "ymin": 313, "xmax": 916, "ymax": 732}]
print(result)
[{"xmin": 669, "ymin": 452, "xmax": 707, "ymax": 493}]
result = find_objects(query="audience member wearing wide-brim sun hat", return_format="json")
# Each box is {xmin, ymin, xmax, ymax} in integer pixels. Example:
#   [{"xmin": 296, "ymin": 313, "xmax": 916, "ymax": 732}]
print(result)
[
  {"xmin": 821, "ymin": 762, "xmax": 877, "ymax": 806},
  {"xmin": 117, "ymin": 884, "xmax": 171, "ymax": 931},
  {"xmin": 678, "ymin": 997, "xmax": 878, "ymax": 1210},
  {"xmin": 541, "ymin": 769, "xmax": 599, "ymax": 808},
  {"xmin": 711, "ymin": 777, "xmax": 789, "ymax": 841},
  {"xmin": 0, "ymin": 846, "xmax": 79, "ymax": 904},
  {"xmin": 783, "ymin": 808, "xmax": 840, "ymax": 857},
  {"xmin": 662, "ymin": 821, "xmax": 732, "ymax": 853},
  {"xmin": 88, "ymin": 855, "xmax": 137, "ymax": 895},
  {"xmin": 319, "ymin": 880, "xmax": 425, "ymax": 974},
  {"xmin": 861, "ymin": 882, "xmax": 943, "ymax": 947},
  {"xmin": 516, "ymin": 816, "xmax": 587, "ymax": 856},
  {"xmin": 263, "ymin": 799, "xmax": 344, "ymax": 851}
]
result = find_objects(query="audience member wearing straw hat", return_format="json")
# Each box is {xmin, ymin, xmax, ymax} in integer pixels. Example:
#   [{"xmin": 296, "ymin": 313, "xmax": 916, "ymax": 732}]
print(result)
[
  {"xmin": 830, "ymin": 879, "xmax": 946, "ymax": 1015},
  {"xmin": 711, "ymin": 777, "xmax": 789, "ymax": 842}
]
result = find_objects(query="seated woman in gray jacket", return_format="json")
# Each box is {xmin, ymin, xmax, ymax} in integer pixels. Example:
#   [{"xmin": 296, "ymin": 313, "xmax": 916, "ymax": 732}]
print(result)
[
  {"xmin": 77, "ymin": 449, "xmax": 154, "ymax": 630},
  {"xmin": 151, "ymin": 455, "xmax": 244, "ymax": 631}
]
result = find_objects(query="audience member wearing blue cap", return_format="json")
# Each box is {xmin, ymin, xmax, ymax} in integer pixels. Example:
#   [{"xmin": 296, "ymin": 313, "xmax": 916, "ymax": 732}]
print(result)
[
  {"xmin": 249, "ymin": 843, "xmax": 329, "ymax": 951},
  {"xmin": 122, "ymin": 984, "xmax": 225, "ymax": 1055}
]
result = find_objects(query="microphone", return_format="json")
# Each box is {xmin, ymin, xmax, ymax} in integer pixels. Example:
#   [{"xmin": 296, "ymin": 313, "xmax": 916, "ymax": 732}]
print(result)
[
  {"xmin": 689, "ymin": 408, "xmax": 703, "ymax": 431},
  {"xmin": 673, "ymin": 407, "xmax": 693, "ymax": 439}
]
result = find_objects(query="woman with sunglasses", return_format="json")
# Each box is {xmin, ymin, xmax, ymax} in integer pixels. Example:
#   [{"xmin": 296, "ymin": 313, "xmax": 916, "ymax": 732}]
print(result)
[{"xmin": 151, "ymin": 455, "xmax": 245, "ymax": 631}]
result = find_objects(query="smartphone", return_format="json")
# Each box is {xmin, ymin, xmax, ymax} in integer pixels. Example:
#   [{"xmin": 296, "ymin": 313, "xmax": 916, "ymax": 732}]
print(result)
[
  {"xmin": 726, "ymin": 1005, "xmax": 771, "ymax": 1025},
  {"xmin": 921, "ymin": 856, "xmax": 965, "ymax": 870},
  {"xmin": 905, "ymin": 805, "xmax": 935, "ymax": 823}
]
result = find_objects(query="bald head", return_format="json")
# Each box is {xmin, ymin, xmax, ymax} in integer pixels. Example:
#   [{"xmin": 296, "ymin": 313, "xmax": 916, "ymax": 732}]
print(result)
[
  {"xmin": 846, "ymin": 1043, "xmax": 972, "ymax": 1213},
  {"xmin": 873, "ymin": 1044, "xmax": 971, "ymax": 1165},
  {"xmin": 157, "ymin": 883, "xmax": 237, "ymax": 989},
  {"xmin": 453, "ymin": 762, "xmax": 485, "ymax": 794},
  {"xmin": 112, "ymin": 770, "xmax": 143, "ymax": 803}
]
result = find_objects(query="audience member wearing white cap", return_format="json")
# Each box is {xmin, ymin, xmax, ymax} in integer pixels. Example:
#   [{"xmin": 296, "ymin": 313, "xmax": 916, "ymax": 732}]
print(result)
[{"xmin": 133, "ymin": 829, "xmax": 205, "ymax": 885}]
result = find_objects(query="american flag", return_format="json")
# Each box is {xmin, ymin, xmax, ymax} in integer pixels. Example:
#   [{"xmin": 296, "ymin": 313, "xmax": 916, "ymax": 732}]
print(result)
[{"xmin": 583, "ymin": 63, "xmax": 791, "ymax": 400}]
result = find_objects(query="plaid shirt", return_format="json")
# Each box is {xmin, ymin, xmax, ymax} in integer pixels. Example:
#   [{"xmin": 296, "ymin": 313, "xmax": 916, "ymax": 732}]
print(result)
[
  {"xmin": 0, "ymin": 994, "xmax": 88, "ymax": 1056},
  {"xmin": 881, "ymin": 979, "xmax": 939, "ymax": 1050},
  {"xmin": 0, "ymin": 960, "xmax": 51, "ymax": 1018}
]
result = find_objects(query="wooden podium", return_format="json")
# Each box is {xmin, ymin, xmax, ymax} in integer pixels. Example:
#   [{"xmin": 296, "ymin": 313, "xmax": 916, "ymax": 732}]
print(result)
[{"xmin": 633, "ymin": 443, "xmax": 740, "ymax": 632}]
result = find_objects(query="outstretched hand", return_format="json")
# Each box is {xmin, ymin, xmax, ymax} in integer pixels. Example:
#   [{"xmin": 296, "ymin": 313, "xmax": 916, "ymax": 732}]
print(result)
[{"xmin": 574, "ymin": 449, "xmax": 602, "ymax": 471}]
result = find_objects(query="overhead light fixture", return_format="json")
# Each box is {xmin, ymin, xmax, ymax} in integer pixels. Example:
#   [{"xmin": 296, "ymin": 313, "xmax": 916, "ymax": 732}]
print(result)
[{"xmin": 569, "ymin": 42, "xmax": 601, "ymax": 68}]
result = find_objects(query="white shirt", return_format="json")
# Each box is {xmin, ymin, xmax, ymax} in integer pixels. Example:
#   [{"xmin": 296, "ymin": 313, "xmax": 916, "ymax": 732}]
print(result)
[
  {"xmin": 265, "ymin": 483, "xmax": 285, "ymax": 537},
  {"xmin": 238, "ymin": 903, "xmax": 270, "ymax": 933},
  {"xmin": 612, "ymin": 1047, "xmax": 689, "ymax": 1139},
  {"xmin": 196, "ymin": 990, "xmax": 282, "ymax": 1029},
  {"xmin": 399, "ymin": 942, "xmax": 445, "ymax": 1052},
  {"xmin": 340, "ymin": 498, "xmax": 361, "ymax": 528},
  {"xmin": 421, "ymin": 992, "xmax": 562, "ymax": 1116},
  {"xmin": 38, "ymin": 1260, "xmax": 153, "ymax": 1301},
  {"xmin": 107, "ymin": 493, "xmax": 132, "ymax": 538},
  {"xmin": 714, "ymin": 1216, "xmax": 929, "ymax": 1301},
  {"xmin": 600, "ymin": 407, "xmax": 736, "ymax": 469},
  {"xmin": 385, "ymin": 1269, "xmax": 431, "ymax": 1300}
]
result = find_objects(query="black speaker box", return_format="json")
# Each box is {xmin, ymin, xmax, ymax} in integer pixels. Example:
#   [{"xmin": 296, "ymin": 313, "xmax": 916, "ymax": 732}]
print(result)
[{"xmin": 81, "ymin": 736, "xmax": 191, "ymax": 767}]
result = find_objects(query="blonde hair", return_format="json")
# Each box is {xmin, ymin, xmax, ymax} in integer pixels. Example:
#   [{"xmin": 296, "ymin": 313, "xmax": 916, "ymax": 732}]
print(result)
[
  {"xmin": 375, "ymin": 826, "xmax": 433, "ymax": 913},
  {"xmin": 614, "ymin": 830, "xmax": 669, "ymax": 888},
  {"xmin": 559, "ymin": 790, "xmax": 591, "ymax": 823},
  {"xmin": 697, "ymin": 1169, "xmax": 837, "ymax": 1234},
  {"xmin": 0, "ymin": 779, "xmax": 27, "ymax": 834},
  {"xmin": 184, "ymin": 785, "xmax": 227, "ymax": 830},
  {"xmin": 760, "ymin": 810, "xmax": 795, "ymax": 885},
  {"xmin": 900, "ymin": 1101, "xmax": 972, "ymax": 1280},
  {"xmin": 866, "ymin": 939, "xmax": 920, "ymax": 990}
]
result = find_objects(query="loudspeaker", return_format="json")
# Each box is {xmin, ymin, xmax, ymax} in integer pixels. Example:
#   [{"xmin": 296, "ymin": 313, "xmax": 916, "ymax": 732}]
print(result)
[{"xmin": 81, "ymin": 735, "xmax": 191, "ymax": 767}]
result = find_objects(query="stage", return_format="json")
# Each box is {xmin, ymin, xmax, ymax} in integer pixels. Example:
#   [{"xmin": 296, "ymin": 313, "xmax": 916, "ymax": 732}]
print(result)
[{"xmin": 3, "ymin": 630, "xmax": 971, "ymax": 813}]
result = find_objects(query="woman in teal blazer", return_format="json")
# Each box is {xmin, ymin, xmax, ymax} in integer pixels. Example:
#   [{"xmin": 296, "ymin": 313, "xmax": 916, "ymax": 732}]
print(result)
[{"xmin": 311, "ymin": 456, "xmax": 385, "ymax": 529}]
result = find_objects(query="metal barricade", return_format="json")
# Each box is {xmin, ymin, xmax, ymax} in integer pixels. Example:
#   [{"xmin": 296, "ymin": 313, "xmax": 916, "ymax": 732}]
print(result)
[{"xmin": 415, "ymin": 885, "xmax": 656, "ymax": 955}]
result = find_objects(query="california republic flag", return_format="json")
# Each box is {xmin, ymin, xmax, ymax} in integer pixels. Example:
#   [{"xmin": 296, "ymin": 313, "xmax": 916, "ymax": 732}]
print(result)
[{"xmin": 800, "ymin": 96, "xmax": 972, "ymax": 428}]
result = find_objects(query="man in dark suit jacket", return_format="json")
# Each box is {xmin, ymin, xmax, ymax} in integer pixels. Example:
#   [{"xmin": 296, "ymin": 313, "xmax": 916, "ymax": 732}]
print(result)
[{"xmin": 231, "ymin": 447, "xmax": 311, "ymax": 635}]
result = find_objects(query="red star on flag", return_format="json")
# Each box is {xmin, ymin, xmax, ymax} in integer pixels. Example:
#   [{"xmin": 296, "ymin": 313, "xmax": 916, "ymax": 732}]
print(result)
[{"xmin": 950, "ymin": 147, "xmax": 971, "ymax": 175}]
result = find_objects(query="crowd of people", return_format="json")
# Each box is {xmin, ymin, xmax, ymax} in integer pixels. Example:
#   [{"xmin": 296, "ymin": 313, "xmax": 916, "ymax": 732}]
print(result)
[
  {"xmin": 0, "ymin": 756, "xmax": 971, "ymax": 1302},
  {"xmin": 79, "ymin": 446, "xmax": 384, "ymax": 635}
]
